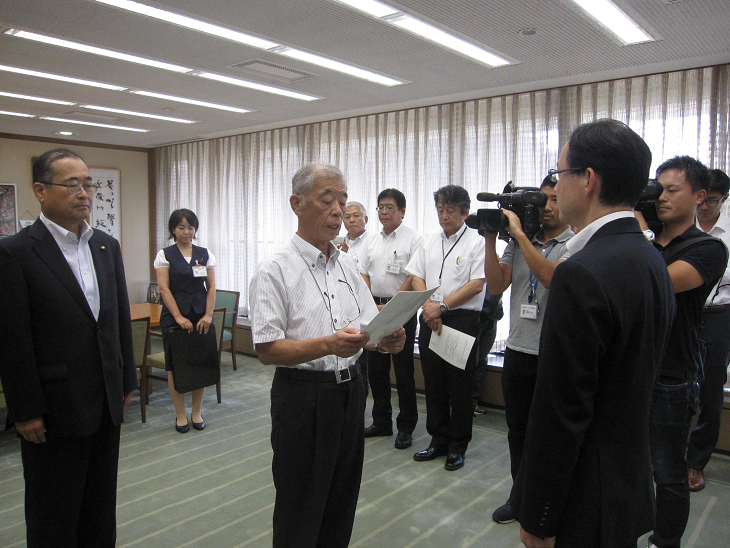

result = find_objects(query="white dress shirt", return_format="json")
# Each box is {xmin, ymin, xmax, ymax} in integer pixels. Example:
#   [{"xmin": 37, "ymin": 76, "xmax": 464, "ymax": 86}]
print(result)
[
  {"xmin": 405, "ymin": 224, "xmax": 486, "ymax": 312},
  {"xmin": 697, "ymin": 213, "xmax": 730, "ymax": 306},
  {"xmin": 344, "ymin": 229, "xmax": 369, "ymax": 265},
  {"xmin": 249, "ymin": 234, "xmax": 379, "ymax": 371},
  {"xmin": 359, "ymin": 223, "xmax": 422, "ymax": 298},
  {"xmin": 153, "ymin": 248, "xmax": 217, "ymax": 269},
  {"xmin": 40, "ymin": 213, "xmax": 100, "ymax": 320},
  {"xmin": 565, "ymin": 211, "xmax": 635, "ymax": 255}
]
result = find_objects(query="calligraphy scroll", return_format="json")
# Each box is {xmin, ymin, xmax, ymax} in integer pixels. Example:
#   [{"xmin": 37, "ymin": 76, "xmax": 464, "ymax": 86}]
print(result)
[{"xmin": 89, "ymin": 168, "xmax": 121, "ymax": 243}]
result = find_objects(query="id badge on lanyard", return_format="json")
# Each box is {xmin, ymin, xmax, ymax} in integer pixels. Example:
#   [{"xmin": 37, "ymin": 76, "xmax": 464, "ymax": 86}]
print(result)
[{"xmin": 192, "ymin": 262, "xmax": 207, "ymax": 277}]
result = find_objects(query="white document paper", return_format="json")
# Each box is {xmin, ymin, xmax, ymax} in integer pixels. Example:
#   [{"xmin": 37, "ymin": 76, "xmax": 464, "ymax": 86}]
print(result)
[
  {"xmin": 428, "ymin": 325, "xmax": 476, "ymax": 370},
  {"xmin": 362, "ymin": 287, "xmax": 437, "ymax": 345}
]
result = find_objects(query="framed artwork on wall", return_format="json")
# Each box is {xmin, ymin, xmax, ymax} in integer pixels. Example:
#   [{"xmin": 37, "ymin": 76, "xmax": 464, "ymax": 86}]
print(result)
[
  {"xmin": 0, "ymin": 183, "xmax": 18, "ymax": 239},
  {"xmin": 89, "ymin": 168, "xmax": 121, "ymax": 243}
]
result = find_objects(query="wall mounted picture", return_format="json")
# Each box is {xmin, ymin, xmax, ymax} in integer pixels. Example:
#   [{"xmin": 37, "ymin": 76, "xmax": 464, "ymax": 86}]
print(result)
[
  {"xmin": 0, "ymin": 184, "xmax": 18, "ymax": 239},
  {"xmin": 89, "ymin": 168, "xmax": 121, "ymax": 243}
]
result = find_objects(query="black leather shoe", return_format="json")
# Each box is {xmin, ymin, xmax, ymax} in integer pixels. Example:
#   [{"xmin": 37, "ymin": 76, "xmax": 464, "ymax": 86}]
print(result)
[
  {"xmin": 175, "ymin": 420, "xmax": 190, "ymax": 434},
  {"xmin": 192, "ymin": 415, "xmax": 206, "ymax": 430},
  {"xmin": 413, "ymin": 446, "xmax": 448, "ymax": 461},
  {"xmin": 444, "ymin": 453, "xmax": 465, "ymax": 471},
  {"xmin": 394, "ymin": 431, "xmax": 412, "ymax": 449},
  {"xmin": 364, "ymin": 424, "xmax": 393, "ymax": 438}
]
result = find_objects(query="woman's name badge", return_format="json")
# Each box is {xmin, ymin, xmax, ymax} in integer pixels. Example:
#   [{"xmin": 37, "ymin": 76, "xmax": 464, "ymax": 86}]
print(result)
[
  {"xmin": 520, "ymin": 304, "xmax": 538, "ymax": 320},
  {"xmin": 386, "ymin": 261, "xmax": 401, "ymax": 274},
  {"xmin": 192, "ymin": 264, "xmax": 207, "ymax": 277}
]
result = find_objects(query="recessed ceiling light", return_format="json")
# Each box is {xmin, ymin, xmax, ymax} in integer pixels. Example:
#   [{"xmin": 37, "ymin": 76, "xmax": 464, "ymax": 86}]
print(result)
[
  {"xmin": 275, "ymin": 48, "xmax": 403, "ymax": 86},
  {"xmin": 0, "ymin": 90, "xmax": 75, "ymax": 105},
  {"xmin": 567, "ymin": 0, "xmax": 655, "ymax": 45},
  {"xmin": 93, "ymin": 0, "xmax": 279, "ymax": 49},
  {"xmin": 388, "ymin": 15, "xmax": 510, "ymax": 66},
  {"xmin": 195, "ymin": 72, "xmax": 320, "ymax": 100},
  {"xmin": 5, "ymin": 29, "xmax": 192, "ymax": 73},
  {"xmin": 91, "ymin": 0, "xmax": 404, "ymax": 86},
  {"xmin": 79, "ymin": 104, "xmax": 197, "ymax": 123},
  {"xmin": 54, "ymin": 131, "xmax": 75, "ymax": 136},
  {"xmin": 128, "ymin": 90, "xmax": 251, "ymax": 113},
  {"xmin": 0, "ymin": 64, "xmax": 126, "ymax": 90},
  {"xmin": 330, "ymin": 0, "xmax": 398, "ymax": 18},
  {"xmin": 0, "ymin": 110, "xmax": 35, "ymax": 118},
  {"xmin": 40, "ymin": 116, "xmax": 150, "ymax": 132},
  {"xmin": 330, "ymin": 0, "xmax": 511, "ymax": 67}
]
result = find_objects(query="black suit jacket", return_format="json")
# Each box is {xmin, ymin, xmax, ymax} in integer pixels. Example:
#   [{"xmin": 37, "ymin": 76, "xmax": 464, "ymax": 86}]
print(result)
[
  {"xmin": 0, "ymin": 219, "xmax": 137, "ymax": 437},
  {"xmin": 513, "ymin": 217, "xmax": 676, "ymax": 546}
]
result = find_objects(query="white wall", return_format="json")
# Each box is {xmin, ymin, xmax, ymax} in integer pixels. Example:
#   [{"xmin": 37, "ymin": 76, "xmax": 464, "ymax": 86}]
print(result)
[{"xmin": 0, "ymin": 137, "xmax": 151, "ymax": 304}]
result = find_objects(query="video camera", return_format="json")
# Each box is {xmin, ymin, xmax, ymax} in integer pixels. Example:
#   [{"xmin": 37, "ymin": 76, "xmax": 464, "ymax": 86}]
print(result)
[
  {"xmin": 634, "ymin": 178, "xmax": 664, "ymax": 236},
  {"xmin": 465, "ymin": 181, "xmax": 547, "ymax": 241}
]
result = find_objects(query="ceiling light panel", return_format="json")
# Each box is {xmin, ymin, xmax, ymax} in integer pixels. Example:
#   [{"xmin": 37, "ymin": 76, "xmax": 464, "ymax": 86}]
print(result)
[
  {"xmin": 195, "ymin": 72, "xmax": 320, "ymax": 100},
  {"xmin": 329, "ymin": 0, "xmax": 512, "ymax": 67},
  {"xmin": 274, "ymin": 49, "xmax": 403, "ymax": 86},
  {"xmin": 0, "ymin": 91, "xmax": 75, "ymax": 105},
  {"xmin": 79, "ymin": 105, "xmax": 197, "ymax": 123},
  {"xmin": 4, "ymin": 29, "xmax": 192, "ymax": 72},
  {"xmin": 567, "ymin": 0, "xmax": 655, "ymax": 45},
  {"xmin": 128, "ymin": 90, "xmax": 251, "ymax": 113},
  {"xmin": 93, "ymin": 0, "xmax": 279, "ymax": 48},
  {"xmin": 0, "ymin": 64, "xmax": 127, "ymax": 90},
  {"xmin": 91, "ymin": 0, "xmax": 404, "ymax": 86},
  {"xmin": 40, "ymin": 116, "xmax": 150, "ymax": 132},
  {"xmin": 388, "ymin": 15, "xmax": 510, "ymax": 67},
  {"xmin": 0, "ymin": 110, "xmax": 35, "ymax": 118}
]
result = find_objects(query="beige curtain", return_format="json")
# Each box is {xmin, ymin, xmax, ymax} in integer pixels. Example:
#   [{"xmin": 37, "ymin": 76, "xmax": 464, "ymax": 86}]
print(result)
[{"xmin": 155, "ymin": 64, "xmax": 730, "ymax": 344}]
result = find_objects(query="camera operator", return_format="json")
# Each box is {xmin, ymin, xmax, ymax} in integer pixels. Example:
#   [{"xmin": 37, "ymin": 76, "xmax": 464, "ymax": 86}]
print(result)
[
  {"xmin": 641, "ymin": 157, "xmax": 728, "ymax": 548},
  {"xmin": 686, "ymin": 169, "xmax": 730, "ymax": 492},
  {"xmin": 482, "ymin": 174, "xmax": 573, "ymax": 525}
]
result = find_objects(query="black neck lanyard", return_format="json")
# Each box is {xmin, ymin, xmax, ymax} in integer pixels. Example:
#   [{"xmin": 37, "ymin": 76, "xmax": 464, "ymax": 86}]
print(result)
[{"xmin": 439, "ymin": 225, "xmax": 466, "ymax": 285}]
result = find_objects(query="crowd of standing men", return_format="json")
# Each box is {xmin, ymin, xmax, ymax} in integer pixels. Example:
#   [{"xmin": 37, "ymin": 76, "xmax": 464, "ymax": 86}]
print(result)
[{"xmin": 1, "ymin": 118, "xmax": 729, "ymax": 548}]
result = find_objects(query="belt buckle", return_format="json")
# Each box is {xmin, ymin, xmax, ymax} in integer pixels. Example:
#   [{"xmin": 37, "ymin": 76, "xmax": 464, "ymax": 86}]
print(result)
[{"xmin": 335, "ymin": 367, "xmax": 351, "ymax": 384}]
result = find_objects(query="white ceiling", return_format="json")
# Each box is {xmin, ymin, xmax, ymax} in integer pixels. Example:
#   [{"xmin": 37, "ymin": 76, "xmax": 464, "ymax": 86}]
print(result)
[{"xmin": 1, "ymin": 0, "xmax": 729, "ymax": 149}]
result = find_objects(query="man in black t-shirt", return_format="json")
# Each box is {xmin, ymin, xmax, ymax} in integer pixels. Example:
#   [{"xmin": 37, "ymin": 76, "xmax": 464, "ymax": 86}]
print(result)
[{"xmin": 648, "ymin": 156, "xmax": 728, "ymax": 548}]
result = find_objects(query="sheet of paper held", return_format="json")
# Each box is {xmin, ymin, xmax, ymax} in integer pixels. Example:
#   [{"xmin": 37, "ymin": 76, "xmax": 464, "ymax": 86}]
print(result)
[
  {"xmin": 362, "ymin": 287, "xmax": 438, "ymax": 345},
  {"xmin": 428, "ymin": 325, "xmax": 476, "ymax": 370}
]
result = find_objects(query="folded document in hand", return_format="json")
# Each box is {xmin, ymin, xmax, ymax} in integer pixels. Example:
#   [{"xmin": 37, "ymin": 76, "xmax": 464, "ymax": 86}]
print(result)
[{"xmin": 362, "ymin": 287, "xmax": 437, "ymax": 345}]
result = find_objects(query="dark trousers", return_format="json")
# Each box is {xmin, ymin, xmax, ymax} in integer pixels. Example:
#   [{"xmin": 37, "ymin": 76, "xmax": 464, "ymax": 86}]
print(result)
[
  {"xmin": 686, "ymin": 309, "xmax": 730, "ymax": 470},
  {"xmin": 502, "ymin": 348, "xmax": 539, "ymax": 491},
  {"xmin": 649, "ymin": 379, "xmax": 694, "ymax": 548},
  {"xmin": 367, "ymin": 313, "xmax": 418, "ymax": 434},
  {"xmin": 473, "ymin": 319, "xmax": 497, "ymax": 400},
  {"xmin": 270, "ymin": 367, "xmax": 365, "ymax": 548},
  {"xmin": 418, "ymin": 310, "xmax": 480, "ymax": 454},
  {"xmin": 20, "ymin": 408, "xmax": 121, "ymax": 548}
]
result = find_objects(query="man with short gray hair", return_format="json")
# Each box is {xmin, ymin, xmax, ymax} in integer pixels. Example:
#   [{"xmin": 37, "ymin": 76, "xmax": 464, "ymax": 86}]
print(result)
[{"xmin": 249, "ymin": 162, "xmax": 406, "ymax": 548}]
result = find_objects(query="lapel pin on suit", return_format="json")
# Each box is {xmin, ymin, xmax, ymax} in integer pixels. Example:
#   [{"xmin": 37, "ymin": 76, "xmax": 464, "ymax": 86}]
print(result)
[{"xmin": 101, "ymin": 246, "xmax": 106, "ymax": 250}]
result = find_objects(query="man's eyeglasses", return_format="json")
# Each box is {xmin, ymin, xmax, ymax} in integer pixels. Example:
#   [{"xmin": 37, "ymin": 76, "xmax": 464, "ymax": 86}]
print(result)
[
  {"xmin": 700, "ymin": 196, "xmax": 727, "ymax": 207},
  {"xmin": 376, "ymin": 205, "xmax": 398, "ymax": 212},
  {"xmin": 45, "ymin": 182, "xmax": 99, "ymax": 195},
  {"xmin": 548, "ymin": 167, "xmax": 583, "ymax": 183}
]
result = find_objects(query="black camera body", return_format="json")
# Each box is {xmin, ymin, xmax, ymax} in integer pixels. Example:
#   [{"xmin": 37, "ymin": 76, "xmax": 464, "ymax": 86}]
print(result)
[
  {"xmin": 466, "ymin": 182, "xmax": 547, "ymax": 241},
  {"xmin": 634, "ymin": 179, "xmax": 664, "ymax": 236}
]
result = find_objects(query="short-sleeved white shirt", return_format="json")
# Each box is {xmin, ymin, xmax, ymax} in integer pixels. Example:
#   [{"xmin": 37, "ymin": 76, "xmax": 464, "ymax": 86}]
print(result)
[
  {"xmin": 359, "ymin": 223, "xmax": 422, "ymax": 298},
  {"xmin": 249, "ymin": 234, "xmax": 379, "ymax": 371},
  {"xmin": 405, "ymin": 224, "xmax": 486, "ymax": 311},
  {"xmin": 153, "ymin": 248, "xmax": 217, "ymax": 269}
]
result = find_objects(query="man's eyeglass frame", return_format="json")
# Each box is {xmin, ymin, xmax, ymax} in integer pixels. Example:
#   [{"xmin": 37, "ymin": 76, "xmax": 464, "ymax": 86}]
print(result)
[{"xmin": 44, "ymin": 182, "xmax": 100, "ymax": 195}]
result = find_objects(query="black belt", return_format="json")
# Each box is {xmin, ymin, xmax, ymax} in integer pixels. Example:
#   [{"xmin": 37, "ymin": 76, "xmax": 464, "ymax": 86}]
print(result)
[
  {"xmin": 373, "ymin": 296, "xmax": 391, "ymax": 305},
  {"xmin": 703, "ymin": 304, "xmax": 730, "ymax": 312},
  {"xmin": 277, "ymin": 363, "xmax": 360, "ymax": 384}
]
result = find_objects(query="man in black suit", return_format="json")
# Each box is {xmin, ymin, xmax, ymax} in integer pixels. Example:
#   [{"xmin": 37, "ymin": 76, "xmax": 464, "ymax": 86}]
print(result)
[
  {"xmin": 0, "ymin": 148, "xmax": 137, "ymax": 548},
  {"xmin": 513, "ymin": 120, "xmax": 676, "ymax": 547}
]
